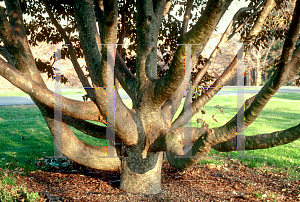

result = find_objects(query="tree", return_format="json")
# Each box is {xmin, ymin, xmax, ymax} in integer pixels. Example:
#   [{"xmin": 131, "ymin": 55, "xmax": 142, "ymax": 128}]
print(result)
[
  {"xmin": 242, "ymin": 0, "xmax": 297, "ymax": 86},
  {"xmin": 0, "ymin": 0, "xmax": 299, "ymax": 195}
]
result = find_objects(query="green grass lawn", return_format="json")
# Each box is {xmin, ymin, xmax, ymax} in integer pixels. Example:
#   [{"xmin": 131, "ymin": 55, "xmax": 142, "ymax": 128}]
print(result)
[
  {"xmin": 172, "ymin": 92, "xmax": 300, "ymax": 180},
  {"xmin": 0, "ymin": 91, "xmax": 299, "ymax": 181},
  {"xmin": 0, "ymin": 86, "xmax": 262, "ymax": 97}
]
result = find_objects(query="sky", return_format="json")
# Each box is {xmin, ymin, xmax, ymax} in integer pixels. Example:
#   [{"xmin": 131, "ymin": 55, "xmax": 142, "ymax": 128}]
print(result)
[{"xmin": 216, "ymin": 0, "xmax": 248, "ymax": 33}]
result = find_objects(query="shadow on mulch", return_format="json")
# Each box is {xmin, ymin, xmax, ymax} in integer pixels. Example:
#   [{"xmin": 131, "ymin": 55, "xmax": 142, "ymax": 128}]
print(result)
[{"xmin": 10, "ymin": 158, "xmax": 300, "ymax": 202}]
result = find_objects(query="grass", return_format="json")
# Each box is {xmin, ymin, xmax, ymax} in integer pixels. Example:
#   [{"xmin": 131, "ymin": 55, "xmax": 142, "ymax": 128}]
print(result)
[
  {"xmin": 0, "ymin": 169, "xmax": 40, "ymax": 201},
  {"xmin": 0, "ymin": 86, "xmax": 265, "ymax": 97},
  {"xmin": 0, "ymin": 89, "xmax": 299, "ymax": 182},
  {"xmin": 172, "ymin": 92, "xmax": 300, "ymax": 180}
]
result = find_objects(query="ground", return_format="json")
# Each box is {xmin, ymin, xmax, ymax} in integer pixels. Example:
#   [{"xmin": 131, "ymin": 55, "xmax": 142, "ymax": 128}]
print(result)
[{"xmin": 3, "ymin": 157, "xmax": 300, "ymax": 202}]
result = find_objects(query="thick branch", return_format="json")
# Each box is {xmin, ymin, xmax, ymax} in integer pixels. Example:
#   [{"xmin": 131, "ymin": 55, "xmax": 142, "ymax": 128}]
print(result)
[
  {"xmin": 162, "ymin": 128, "xmax": 212, "ymax": 172},
  {"xmin": 275, "ymin": 0, "xmax": 300, "ymax": 85},
  {"xmin": 74, "ymin": 0, "xmax": 139, "ymax": 145},
  {"xmin": 136, "ymin": 0, "xmax": 158, "ymax": 91},
  {"xmin": 171, "ymin": 0, "xmax": 277, "ymax": 129},
  {"xmin": 153, "ymin": 0, "xmax": 226, "ymax": 108},
  {"xmin": 161, "ymin": 0, "xmax": 233, "ymax": 121},
  {"xmin": 0, "ymin": 1, "xmax": 41, "ymax": 78},
  {"xmin": 77, "ymin": 0, "xmax": 139, "ymax": 145},
  {"xmin": 93, "ymin": 1, "xmax": 137, "ymax": 101},
  {"xmin": 0, "ymin": 5, "xmax": 20, "ymax": 66},
  {"xmin": 0, "ymin": 59, "xmax": 104, "ymax": 122},
  {"xmin": 4, "ymin": 0, "xmax": 27, "ymax": 38},
  {"xmin": 98, "ymin": 0, "xmax": 118, "ymax": 87},
  {"xmin": 0, "ymin": 46, "xmax": 15, "ymax": 66},
  {"xmin": 212, "ymin": 47, "xmax": 300, "ymax": 149},
  {"xmin": 194, "ymin": 0, "xmax": 300, "ymax": 164},
  {"xmin": 180, "ymin": 0, "xmax": 193, "ymax": 37},
  {"xmin": 1, "ymin": 0, "xmax": 123, "ymax": 171},
  {"xmin": 74, "ymin": 0, "xmax": 103, "ymax": 87},
  {"xmin": 45, "ymin": 108, "xmax": 122, "ymax": 171},
  {"xmin": 62, "ymin": 116, "xmax": 107, "ymax": 140},
  {"xmin": 115, "ymin": 51, "xmax": 137, "ymax": 101},
  {"xmin": 163, "ymin": 0, "xmax": 172, "ymax": 16},
  {"xmin": 42, "ymin": 0, "xmax": 96, "ymax": 100},
  {"xmin": 59, "ymin": 113, "xmax": 122, "ymax": 144},
  {"xmin": 212, "ymin": 123, "xmax": 300, "ymax": 151},
  {"xmin": 165, "ymin": 0, "xmax": 285, "ymax": 171}
]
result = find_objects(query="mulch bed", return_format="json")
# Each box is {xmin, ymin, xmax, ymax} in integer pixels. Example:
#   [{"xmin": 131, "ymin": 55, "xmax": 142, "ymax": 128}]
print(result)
[{"xmin": 6, "ymin": 158, "xmax": 300, "ymax": 202}]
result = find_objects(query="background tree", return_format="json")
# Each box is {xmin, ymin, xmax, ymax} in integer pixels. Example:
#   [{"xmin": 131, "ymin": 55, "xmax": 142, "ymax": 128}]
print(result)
[
  {"xmin": 241, "ymin": 0, "xmax": 298, "ymax": 86},
  {"xmin": 0, "ymin": 0, "xmax": 299, "ymax": 195}
]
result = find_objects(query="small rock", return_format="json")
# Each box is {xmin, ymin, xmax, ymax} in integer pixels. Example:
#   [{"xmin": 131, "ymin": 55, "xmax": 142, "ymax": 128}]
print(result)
[
  {"xmin": 230, "ymin": 190, "xmax": 237, "ymax": 195},
  {"xmin": 61, "ymin": 162, "xmax": 69, "ymax": 168},
  {"xmin": 216, "ymin": 173, "xmax": 222, "ymax": 178}
]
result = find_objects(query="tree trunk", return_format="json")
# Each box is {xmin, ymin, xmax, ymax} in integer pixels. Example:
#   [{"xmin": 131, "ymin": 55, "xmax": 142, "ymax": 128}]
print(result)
[
  {"xmin": 120, "ymin": 147, "xmax": 164, "ymax": 195},
  {"xmin": 257, "ymin": 66, "xmax": 262, "ymax": 86}
]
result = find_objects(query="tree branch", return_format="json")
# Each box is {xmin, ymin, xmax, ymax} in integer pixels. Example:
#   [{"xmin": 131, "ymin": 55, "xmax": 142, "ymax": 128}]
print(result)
[
  {"xmin": 74, "ymin": 0, "xmax": 104, "ymax": 87},
  {"xmin": 162, "ymin": 127, "xmax": 212, "ymax": 172},
  {"xmin": 180, "ymin": 0, "xmax": 193, "ymax": 37},
  {"xmin": 192, "ymin": 7, "xmax": 253, "ymax": 90},
  {"xmin": 1, "ymin": 0, "xmax": 123, "ymax": 170},
  {"xmin": 152, "ymin": 0, "xmax": 227, "ymax": 109},
  {"xmin": 0, "ymin": 5, "xmax": 19, "ymax": 65},
  {"xmin": 163, "ymin": 0, "xmax": 172, "ymax": 16},
  {"xmin": 45, "ymin": 108, "xmax": 122, "ymax": 171},
  {"xmin": 62, "ymin": 116, "xmax": 107, "ymax": 140},
  {"xmin": 42, "ymin": 0, "xmax": 96, "ymax": 100},
  {"xmin": 190, "ymin": 0, "xmax": 300, "ymax": 168},
  {"xmin": 0, "ymin": 45, "xmax": 15, "ymax": 66},
  {"xmin": 171, "ymin": 0, "xmax": 277, "ymax": 129},
  {"xmin": 161, "ymin": 0, "xmax": 233, "ymax": 121},
  {"xmin": 275, "ymin": 0, "xmax": 300, "ymax": 85},
  {"xmin": 0, "ymin": 1, "xmax": 41, "ymax": 77},
  {"xmin": 98, "ymin": 0, "xmax": 118, "ymax": 86},
  {"xmin": 212, "ymin": 46, "xmax": 300, "ymax": 150},
  {"xmin": 165, "ymin": 0, "xmax": 283, "ymax": 171},
  {"xmin": 212, "ymin": 123, "xmax": 300, "ymax": 151},
  {"xmin": 61, "ymin": 113, "xmax": 123, "ymax": 144},
  {"xmin": 135, "ymin": 0, "xmax": 162, "ymax": 92},
  {"xmin": 74, "ymin": 0, "xmax": 139, "ymax": 146},
  {"xmin": 179, "ymin": 6, "xmax": 254, "ymax": 127},
  {"xmin": 4, "ymin": 0, "xmax": 27, "ymax": 38},
  {"xmin": 93, "ymin": 0, "xmax": 137, "ymax": 101},
  {"xmin": 115, "ymin": 50, "xmax": 137, "ymax": 101},
  {"xmin": 227, "ymin": 0, "xmax": 267, "ymax": 41},
  {"xmin": 0, "ymin": 58, "xmax": 105, "ymax": 122}
]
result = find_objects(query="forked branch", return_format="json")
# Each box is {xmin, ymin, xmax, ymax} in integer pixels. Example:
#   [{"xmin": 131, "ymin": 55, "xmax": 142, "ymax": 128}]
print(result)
[
  {"xmin": 48, "ymin": 116, "xmax": 122, "ymax": 171},
  {"xmin": 153, "ymin": 0, "xmax": 226, "ymax": 108},
  {"xmin": 42, "ymin": 0, "xmax": 96, "ymax": 100},
  {"xmin": 171, "ymin": 0, "xmax": 277, "ymax": 129}
]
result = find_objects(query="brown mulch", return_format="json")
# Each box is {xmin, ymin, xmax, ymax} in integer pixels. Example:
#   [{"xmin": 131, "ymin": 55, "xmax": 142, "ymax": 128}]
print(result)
[{"xmin": 5, "ymin": 159, "xmax": 300, "ymax": 202}]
